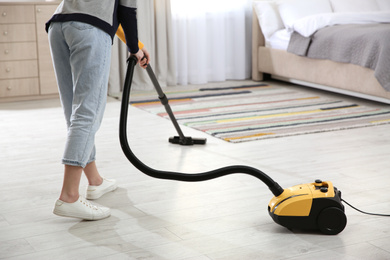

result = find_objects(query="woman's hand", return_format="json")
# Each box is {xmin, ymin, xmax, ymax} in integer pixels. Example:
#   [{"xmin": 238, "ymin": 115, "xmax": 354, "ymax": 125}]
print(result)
[
  {"xmin": 132, "ymin": 49, "xmax": 144, "ymax": 64},
  {"xmin": 139, "ymin": 47, "xmax": 150, "ymax": 69},
  {"xmin": 132, "ymin": 47, "xmax": 150, "ymax": 69}
]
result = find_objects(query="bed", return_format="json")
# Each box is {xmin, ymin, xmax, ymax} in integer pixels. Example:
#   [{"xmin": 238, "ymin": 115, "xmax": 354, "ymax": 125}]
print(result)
[{"xmin": 252, "ymin": 0, "xmax": 390, "ymax": 104}]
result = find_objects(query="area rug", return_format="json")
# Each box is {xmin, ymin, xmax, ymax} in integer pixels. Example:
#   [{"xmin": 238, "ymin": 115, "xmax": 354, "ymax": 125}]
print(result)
[{"xmin": 130, "ymin": 83, "xmax": 390, "ymax": 143}]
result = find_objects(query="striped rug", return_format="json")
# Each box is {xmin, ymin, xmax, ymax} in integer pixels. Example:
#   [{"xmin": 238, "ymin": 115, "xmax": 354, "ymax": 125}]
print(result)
[{"xmin": 130, "ymin": 83, "xmax": 390, "ymax": 143}]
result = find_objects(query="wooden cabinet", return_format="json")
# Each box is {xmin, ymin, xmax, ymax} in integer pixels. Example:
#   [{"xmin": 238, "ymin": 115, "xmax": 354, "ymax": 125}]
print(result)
[
  {"xmin": 0, "ymin": 2, "xmax": 59, "ymax": 102},
  {"xmin": 36, "ymin": 5, "xmax": 58, "ymax": 95}
]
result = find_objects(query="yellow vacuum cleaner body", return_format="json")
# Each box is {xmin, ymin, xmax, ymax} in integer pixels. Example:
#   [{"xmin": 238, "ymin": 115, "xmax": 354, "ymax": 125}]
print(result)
[{"xmin": 268, "ymin": 180, "xmax": 347, "ymax": 235}]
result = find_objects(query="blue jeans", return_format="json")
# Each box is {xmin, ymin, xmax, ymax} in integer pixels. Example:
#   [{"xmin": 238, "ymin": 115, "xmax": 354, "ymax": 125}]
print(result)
[{"xmin": 48, "ymin": 21, "xmax": 112, "ymax": 168}]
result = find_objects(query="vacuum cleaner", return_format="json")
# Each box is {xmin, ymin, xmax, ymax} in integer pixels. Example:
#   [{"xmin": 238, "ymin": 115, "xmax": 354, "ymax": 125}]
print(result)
[{"xmin": 119, "ymin": 56, "xmax": 347, "ymax": 235}]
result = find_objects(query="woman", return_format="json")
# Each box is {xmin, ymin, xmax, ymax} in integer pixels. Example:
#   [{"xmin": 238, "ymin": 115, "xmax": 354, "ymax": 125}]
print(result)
[{"xmin": 47, "ymin": 0, "xmax": 149, "ymax": 220}]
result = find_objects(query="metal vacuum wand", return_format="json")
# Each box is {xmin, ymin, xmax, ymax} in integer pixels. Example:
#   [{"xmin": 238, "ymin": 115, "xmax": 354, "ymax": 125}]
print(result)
[{"xmin": 144, "ymin": 63, "xmax": 207, "ymax": 145}]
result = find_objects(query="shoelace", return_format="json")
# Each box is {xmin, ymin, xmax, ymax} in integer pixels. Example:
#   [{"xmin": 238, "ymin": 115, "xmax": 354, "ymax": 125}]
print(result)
[{"xmin": 80, "ymin": 197, "xmax": 99, "ymax": 210}]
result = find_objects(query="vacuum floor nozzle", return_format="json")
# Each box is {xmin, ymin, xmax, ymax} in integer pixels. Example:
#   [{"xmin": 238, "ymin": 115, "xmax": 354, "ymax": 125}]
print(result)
[{"xmin": 169, "ymin": 136, "xmax": 207, "ymax": 145}]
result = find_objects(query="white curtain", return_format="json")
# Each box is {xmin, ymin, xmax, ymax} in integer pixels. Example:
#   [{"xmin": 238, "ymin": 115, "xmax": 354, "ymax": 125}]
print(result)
[
  {"xmin": 108, "ymin": 0, "xmax": 253, "ymax": 94},
  {"xmin": 108, "ymin": 37, "xmax": 128, "ymax": 97},
  {"xmin": 171, "ymin": 0, "xmax": 252, "ymax": 85},
  {"xmin": 134, "ymin": 0, "xmax": 177, "ymax": 89},
  {"xmin": 109, "ymin": 0, "xmax": 176, "ymax": 95}
]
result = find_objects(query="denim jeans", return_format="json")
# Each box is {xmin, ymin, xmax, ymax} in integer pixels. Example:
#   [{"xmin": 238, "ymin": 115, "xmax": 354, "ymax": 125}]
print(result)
[{"xmin": 48, "ymin": 21, "xmax": 112, "ymax": 168}]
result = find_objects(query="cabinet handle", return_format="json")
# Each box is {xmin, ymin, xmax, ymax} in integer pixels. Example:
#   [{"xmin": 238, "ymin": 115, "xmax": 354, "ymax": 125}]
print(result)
[
  {"xmin": 7, "ymin": 86, "xmax": 11, "ymax": 91},
  {"xmin": 37, "ymin": 9, "xmax": 41, "ymax": 13},
  {"xmin": 2, "ymin": 12, "xmax": 6, "ymax": 17},
  {"xmin": 4, "ymin": 49, "xmax": 9, "ymax": 55},
  {"xmin": 3, "ymin": 31, "xmax": 8, "ymax": 36},
  {"xmin": 6, "ymin": 67, "xmax": 10, "ymax": 72}
]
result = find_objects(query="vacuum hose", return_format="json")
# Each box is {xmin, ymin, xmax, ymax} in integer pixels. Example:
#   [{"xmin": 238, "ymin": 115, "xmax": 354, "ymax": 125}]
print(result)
[{"xmin": 119, "ymin": 56, "xmax": 285, "ymax": 197}]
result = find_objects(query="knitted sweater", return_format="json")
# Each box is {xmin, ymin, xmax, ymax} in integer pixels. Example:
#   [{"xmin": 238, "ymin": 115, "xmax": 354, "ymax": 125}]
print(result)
[{"xmin": 45, "ymin": 0, "xmax": 139, "ymax": 54}]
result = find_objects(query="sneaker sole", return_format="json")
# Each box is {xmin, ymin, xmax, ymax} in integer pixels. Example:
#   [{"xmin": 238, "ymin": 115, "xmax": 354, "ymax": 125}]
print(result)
[{"xmin": 53, "ymin": 208, "xmax": 110, "ymax": 221}]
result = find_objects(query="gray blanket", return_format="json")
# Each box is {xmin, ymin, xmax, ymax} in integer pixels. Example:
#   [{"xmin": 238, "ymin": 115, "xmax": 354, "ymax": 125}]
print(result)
[{"xmin": 287, "ymin": 24, "xmax": 390, "ymax": 91}]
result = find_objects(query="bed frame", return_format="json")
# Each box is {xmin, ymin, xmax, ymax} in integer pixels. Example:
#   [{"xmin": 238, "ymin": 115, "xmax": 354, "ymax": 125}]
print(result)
[{"xmin": 251, "ymin": 8, "xmax": 390, "ymax": 104}]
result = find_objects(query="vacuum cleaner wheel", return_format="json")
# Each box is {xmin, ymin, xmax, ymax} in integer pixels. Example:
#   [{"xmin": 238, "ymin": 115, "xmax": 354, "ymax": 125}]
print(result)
[{"xmin": 317, "ymin": 207, "xmax": 347, "ymax": 235}]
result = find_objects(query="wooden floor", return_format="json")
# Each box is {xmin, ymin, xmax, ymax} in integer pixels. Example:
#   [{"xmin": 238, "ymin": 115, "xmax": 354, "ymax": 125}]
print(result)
[{"xmin": 1, "ymin": 80, "xmax": 390, "ymax": 260}]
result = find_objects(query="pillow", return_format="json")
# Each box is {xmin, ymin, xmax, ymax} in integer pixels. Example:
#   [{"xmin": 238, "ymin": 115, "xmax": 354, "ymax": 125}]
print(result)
[
  {"xmin": 330, "ymin": 0, "xmax": 380, "ymax": 12},
  {"xmin": 253, "ymin": 1, "xmax": 284, "ymax": 40},
  {"xmin": 377, "ymin": 0, "xmax": 390, "ymax": 10},
  {"xmin": 276, "ymin": 0, "xmax": 333, "ymax": 29}
]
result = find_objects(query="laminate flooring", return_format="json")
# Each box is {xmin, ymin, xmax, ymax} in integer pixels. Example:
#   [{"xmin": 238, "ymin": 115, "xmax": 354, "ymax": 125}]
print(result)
[{"xmin": 1, "ymin": 80, "xmax": 390, "ymax": 260}]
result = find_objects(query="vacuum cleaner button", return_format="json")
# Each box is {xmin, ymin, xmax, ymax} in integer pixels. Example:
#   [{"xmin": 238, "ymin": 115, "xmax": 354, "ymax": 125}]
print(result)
[
  {"xmin": 320, "ymin": 187, "xmax": 328, "ymax": 193},
  {"xmin": 315, "ymin": 179, "xmax": 322, "ymax": 184}
]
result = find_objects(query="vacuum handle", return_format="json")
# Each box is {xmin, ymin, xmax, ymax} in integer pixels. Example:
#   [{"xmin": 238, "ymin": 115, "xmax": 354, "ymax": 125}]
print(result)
[{"xmin": 119, "ymin": 56, "xmax": 284, "ymax": 197}]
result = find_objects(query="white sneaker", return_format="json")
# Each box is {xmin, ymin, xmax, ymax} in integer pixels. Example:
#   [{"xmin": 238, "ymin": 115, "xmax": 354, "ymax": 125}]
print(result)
[
  {"xmin": 53, "ymin": 196, "xmax": 111, "ymax": 220},
  {"xmin": 86, "ymin": 178, "xmax": 117, "ymax": 200}
]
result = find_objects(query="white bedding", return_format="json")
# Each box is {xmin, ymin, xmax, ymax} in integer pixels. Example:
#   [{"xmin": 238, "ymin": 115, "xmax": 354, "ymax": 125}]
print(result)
[
  {"xmin": 254, "ymin": 0, "xmax": 390, "ymax": 51},
  {"xmin": 290, "ymin": 11, "xmax": 390, "ymax": 37},
  {"xmin": 267, "ymin": 29, "xmax": 291, "ymax": 50},
  {"xmin": 265, "ymin": 11, "xmax": 390, "ymax": 51}
]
